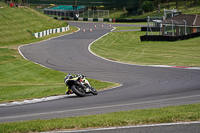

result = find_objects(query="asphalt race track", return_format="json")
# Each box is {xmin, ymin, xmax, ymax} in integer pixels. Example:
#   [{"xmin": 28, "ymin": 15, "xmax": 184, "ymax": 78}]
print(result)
[{"xmin": 1, "ymin": 22, "xmax": 200, "ymax": 125}]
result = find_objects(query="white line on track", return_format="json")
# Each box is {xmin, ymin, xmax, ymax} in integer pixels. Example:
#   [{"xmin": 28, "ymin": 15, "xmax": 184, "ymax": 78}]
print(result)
[
  {"xmin": 87, "ymin": 28, "xmax": 200, "ymax": 70},
  {"xmin": 1, "ymin": 93, "xmax": 199, "ymax": 119},
  {"xmin": 41, "ymin": 121, "xmax": 200, "ymax": 133},
  {"xmin": 2, "ymin": 23, "xmax": 200, "ymax": 130},
  {"xmin": 0, "ymin": 84, "xmax": 122, "ymax": 107},
  {"xmin": 7, "ymin": 23, "xmax": 199, "ymax": 107}
]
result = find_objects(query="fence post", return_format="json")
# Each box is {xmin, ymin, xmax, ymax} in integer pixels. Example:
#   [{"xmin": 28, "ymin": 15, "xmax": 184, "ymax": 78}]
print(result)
[{"xmin": 146, "ymin": 16, "xmax": 149, "ymax": 35}]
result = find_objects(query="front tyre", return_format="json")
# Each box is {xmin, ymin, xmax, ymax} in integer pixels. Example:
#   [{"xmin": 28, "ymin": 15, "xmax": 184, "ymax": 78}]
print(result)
[
  {"xmin": 90, "ymin": 87, "xmax": 98, "ymax": 95},
  {"xmin": 71, "ymin": 85, "xmax": 85, "ymax": 97}
]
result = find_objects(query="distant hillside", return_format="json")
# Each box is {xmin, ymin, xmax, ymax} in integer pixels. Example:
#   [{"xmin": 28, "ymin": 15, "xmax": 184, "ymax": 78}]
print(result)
[{"xmin": 0, "ymin": 2, "xmax": 67, "ymax": 46}]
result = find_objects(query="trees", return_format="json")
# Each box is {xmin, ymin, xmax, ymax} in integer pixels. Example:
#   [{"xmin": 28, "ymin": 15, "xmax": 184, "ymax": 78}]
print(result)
[
  {"xmin": 141, "ymin": 0, "xmax": 154, "ymax": 12},
  {"xmin": 128, "ymin": 0, "xmax": 199, "ymax": 15},
  {"xmin": 158, "ymin": 0, "xmax": 161, "ymax": 12},
  {"xmin": 175, "ymin": 0, "xmax": 198, "ymax": 10}
]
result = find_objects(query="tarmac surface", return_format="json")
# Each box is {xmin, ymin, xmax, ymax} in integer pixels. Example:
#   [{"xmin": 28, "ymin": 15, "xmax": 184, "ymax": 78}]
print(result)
[{"xmin": 0, "ymin": 22, "xmax": 200, "ymax": 132}]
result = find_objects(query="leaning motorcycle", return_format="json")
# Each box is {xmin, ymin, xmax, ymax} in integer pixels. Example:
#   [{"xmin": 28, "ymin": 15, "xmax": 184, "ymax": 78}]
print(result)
[{"xmin": 64, "ymin": 74, "xmax": 98, "ymax": 97}]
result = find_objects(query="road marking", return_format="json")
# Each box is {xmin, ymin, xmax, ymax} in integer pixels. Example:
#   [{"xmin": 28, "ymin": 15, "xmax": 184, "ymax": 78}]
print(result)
[
  {"xmin": 1, "ymin": 94, "xmax": 199, "ymax": 120},
  {"xmin": 0, "ymin": 84, "xmax": 122, "ymax": 107},
  {"xmin": 41, "ymin": 121, "xmax": 200, "ymax": 133},
  {"xmin": 88, "ymin": 28, "xmax": 200, "ymax": 70}
]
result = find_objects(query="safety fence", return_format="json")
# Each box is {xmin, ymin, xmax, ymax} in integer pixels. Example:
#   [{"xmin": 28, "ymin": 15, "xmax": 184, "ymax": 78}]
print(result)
[
  {"xmin": 52, "ymin": 17, "xmax": 148, "ymax": 23},
  {"xmin": 140, "ymin": 32, "xmax": 200, "ymax": 42},
  {"xmin": 33, "ymin": 25, "xmax": 70, "ymax": 38},
  {"xmin": 53, "ymin": 16, "xmax": 113, "ymax": 22}
]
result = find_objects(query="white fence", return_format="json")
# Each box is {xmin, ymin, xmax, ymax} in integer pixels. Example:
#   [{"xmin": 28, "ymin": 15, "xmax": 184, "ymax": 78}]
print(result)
[{"xmin": 33, "ymin": 25, "xmax": 70, "ymax": 38}]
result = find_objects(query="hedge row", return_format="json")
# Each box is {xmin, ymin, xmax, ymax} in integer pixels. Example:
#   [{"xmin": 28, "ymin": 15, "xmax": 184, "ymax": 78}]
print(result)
[{"xmin": 140, "ymin": 32, "xmax": 200, "ymax": 42}]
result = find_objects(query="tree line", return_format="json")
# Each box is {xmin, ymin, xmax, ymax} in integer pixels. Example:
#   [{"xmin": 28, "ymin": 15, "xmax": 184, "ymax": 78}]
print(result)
[{"xmin": 139, "ymin": 0, "xmax": 199, "ymax": 13}]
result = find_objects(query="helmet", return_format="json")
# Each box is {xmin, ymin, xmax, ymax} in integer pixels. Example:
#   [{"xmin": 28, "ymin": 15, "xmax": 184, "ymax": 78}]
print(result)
[
  {"xmin": 64, "ymin": 74, "xmax": 72, "ymax": 84},
  {"xmin": 76, "ymin": 74, "xmax": 81, "ymax": 78},
  {"xmin": 65, "ymin": 74, "xmax": 72, "ymax": 79},
  {"xmin": 81, "ymin": 75, "xmax": 86, "ymax": 78}
]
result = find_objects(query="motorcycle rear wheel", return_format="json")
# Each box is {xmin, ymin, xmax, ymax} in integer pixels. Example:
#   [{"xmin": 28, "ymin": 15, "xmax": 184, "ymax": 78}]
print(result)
[
  {"xmin": 71, "ymin": 85, "xmax": 85, "ymax": 97},
  {"xmin": 90, "ymin": 87, "xmax": 98, "ymax": 95}
]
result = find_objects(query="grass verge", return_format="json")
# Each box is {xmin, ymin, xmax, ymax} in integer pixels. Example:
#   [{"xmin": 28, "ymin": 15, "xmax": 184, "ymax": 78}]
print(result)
[
  {"xmin": 113, "ymin": 26, "xmax": 141, "ymax": 31},
  {"xmin": 0, "ymin": 103, "xmax": 200, "ymax": 133},
  {"xmin": 90, "ymin": 29, "xmax": 200, "ymax": 67}
]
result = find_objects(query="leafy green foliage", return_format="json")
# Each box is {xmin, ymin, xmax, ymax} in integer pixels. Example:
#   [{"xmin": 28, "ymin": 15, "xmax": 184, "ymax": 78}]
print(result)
[{"xmin": 141, "ymin": 0, "xmax": 154, "ymax": 12}]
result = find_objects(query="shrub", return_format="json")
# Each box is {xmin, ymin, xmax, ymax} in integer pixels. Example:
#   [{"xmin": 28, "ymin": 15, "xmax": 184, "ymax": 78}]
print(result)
[
  {"xmin": 137, "ymin": 8, "xmax": 144, "ymax": 15},
  {"xmin": 141, "ymin": 0, "xmax": 154, "ymax": 12}
]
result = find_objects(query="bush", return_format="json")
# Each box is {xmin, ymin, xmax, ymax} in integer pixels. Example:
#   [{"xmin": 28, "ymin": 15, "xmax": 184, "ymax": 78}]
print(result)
[
  {"xmin": 141, "ymin": 0, "xmax": 154, "ymax": 12},
  {"xmin": 137, "ymin": 8, "xmax": 144, "ymax": 15}
]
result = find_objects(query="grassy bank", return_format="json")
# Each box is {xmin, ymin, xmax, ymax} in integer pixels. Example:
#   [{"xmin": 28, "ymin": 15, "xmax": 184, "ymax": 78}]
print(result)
[
  {"xmin": 91, "ymin": 29, "xmax": 200, "ymax": 67},
  {"xmin": 0, "ymin": 3, "xmax": 67, "ymax": 46},
  {"xmin": 0, "ymin": 104, "xmax": 200, "ymax": 133},
  {"xmin": 0, "ymin": 4, "xmax": 118, "ymax": 103}
]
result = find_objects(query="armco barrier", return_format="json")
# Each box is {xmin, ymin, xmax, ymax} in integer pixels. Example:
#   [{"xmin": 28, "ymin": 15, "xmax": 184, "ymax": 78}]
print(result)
[
  {"xmin": 53, "ymin": 17, "xmax": 112, "ymax": 22},
  {"xmin": 53, "ymin": 17, "xmax": 148, "ymax": 23},
  {"xmin": 33, "ymin": 25, "xmax": 70, "ymax": 38},
  {"xmin": 140, "ymin": 32, "xmax": 200, "ymax": 42}
]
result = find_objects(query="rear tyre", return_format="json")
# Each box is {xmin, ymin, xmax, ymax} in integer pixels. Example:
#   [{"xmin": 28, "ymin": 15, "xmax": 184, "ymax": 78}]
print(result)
[
  {"xmin": 90, "ymin": 87, "xmax": 98, "ymax": 95},
  {"xmin": 71, "ymin": 85, "xmax": 85, "ymax": 97}
]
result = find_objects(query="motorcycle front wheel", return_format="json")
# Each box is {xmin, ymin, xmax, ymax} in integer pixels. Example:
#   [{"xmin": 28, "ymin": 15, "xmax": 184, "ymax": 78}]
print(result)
[
  {"xmin": 90, "ymin": 87, "xmax": 98, "ymax": 95},
  {"xmin": 71, "ymin": 85, "xmax": 85, "ymax": 97}
]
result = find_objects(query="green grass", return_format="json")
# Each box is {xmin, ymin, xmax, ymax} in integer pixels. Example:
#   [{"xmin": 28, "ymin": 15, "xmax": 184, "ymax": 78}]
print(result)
[
  {"xmin": 0, "ymin": 104, "xmax": 200, "ymax": 133},
  {"xmin": 0, "ymin": 4, "xmax": 118, "ymax": 103},
  {"xmin": 0, "ymin": 3, "xmax": 66, "ymax": 46},
  {"xmin": 91, "ymin": 30, "xmax": 200, "ymax": 67},
  {"xmin": 113, "ymin": 26, "xmax": 141, "ymax": 31}
]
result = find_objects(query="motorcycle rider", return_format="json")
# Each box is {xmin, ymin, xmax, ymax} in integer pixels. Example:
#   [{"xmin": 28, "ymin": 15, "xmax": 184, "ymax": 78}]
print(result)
[
  {"xmin": 64, "ymin": 74, "xmax": 83, "ymax": 95},
  {"xmin": 64, "ymin": 74, "xmax": 73, "ymax": 95}
]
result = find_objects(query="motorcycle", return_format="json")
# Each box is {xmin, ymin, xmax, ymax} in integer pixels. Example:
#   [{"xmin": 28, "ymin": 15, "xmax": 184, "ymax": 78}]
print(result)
[{"xmin": 64, "ymin": 74, "xmax": 98, "ymax": 97}]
